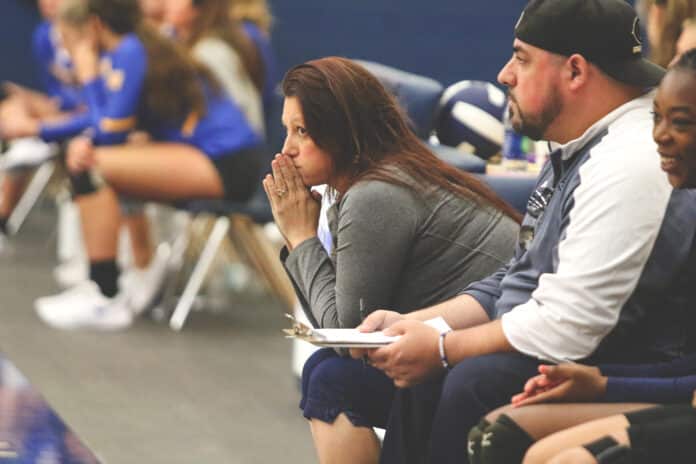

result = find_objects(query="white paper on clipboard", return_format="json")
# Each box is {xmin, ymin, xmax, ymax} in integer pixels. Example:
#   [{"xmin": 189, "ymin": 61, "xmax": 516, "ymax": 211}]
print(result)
[{"xmin": 283, "ymin": 314, "xmax": 451, "ymax": 348}]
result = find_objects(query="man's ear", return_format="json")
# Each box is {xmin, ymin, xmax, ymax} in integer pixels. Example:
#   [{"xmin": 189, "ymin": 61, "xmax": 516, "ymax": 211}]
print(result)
[{"xmin": 566, "ymin": 54, "xmax": 589, "ymax": 90}]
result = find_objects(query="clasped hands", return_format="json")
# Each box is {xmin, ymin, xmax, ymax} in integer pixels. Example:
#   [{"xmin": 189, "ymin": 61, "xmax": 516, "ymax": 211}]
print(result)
[
  {"xmin": 510, "ymin": 363, "xmax": 608, "ymax": 407},
  {"xmin": 262, "ymin": 154, "xmax": 321, "ymax": 250}
]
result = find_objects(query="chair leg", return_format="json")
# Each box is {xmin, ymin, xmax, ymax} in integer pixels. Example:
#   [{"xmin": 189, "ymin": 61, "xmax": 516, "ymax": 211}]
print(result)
[
  {"xmin": 225, "ymin": 215, "xmax": 269, "ymax": 289},
  {"xmin": 170, "ymin": 215, "xmax": 230, "ymax": 331},
  {"xmin": 150, "ymin": 212, "xmax": 192, "ymax": 322},
  {"xmin": 7, "ymin": 161, "xmax": 56, "ymax": 235},
  {"xmin": 227, "ymin": 215, "xmax": 297, "ymax": 311}
]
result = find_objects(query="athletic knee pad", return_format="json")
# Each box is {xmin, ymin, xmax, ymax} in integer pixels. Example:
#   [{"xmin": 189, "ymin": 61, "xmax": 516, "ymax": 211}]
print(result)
[
  {"xmin": 584, "ymin": 436, "xmax": 633, "ymax": 464},
  {"xmin": 479, "ymin": 414, "xmax": 534, "ymax": 464},
  {"xmin": 70, "ymin": 170, "xmax": 105, "ymax": 197},
  {"xmin": 70, "ymin": 172, "xmax": 98, "ymax": 196},
  {"xmin": 467, "ymin": 418, "xmax": 491, "ymax": 464}
]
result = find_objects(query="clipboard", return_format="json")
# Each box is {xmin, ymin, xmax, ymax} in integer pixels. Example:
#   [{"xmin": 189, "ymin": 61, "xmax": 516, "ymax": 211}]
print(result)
[{"xmin": 283, "ymin": 314, "xmax": 400, "ymax": 348}]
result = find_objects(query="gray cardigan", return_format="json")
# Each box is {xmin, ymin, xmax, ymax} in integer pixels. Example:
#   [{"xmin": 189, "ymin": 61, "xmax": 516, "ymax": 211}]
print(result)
[{"xmin": 283, "ymin": 173, "xmax": 520, "ymax": 329}]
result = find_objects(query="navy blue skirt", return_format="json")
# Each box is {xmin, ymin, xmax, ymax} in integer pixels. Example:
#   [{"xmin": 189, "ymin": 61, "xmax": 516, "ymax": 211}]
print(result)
[{"xmin": 300, "ymin": 348, "xmax": 395, "ymax": 428}]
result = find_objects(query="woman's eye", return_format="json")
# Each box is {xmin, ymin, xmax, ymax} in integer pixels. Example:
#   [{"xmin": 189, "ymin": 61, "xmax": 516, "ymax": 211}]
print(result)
[
  {"xmin": 673, "ymin": 119, "xmax": 694, "ymax": 127},
  {"xmin": 297, "ymin": 126, "xmax": 307, "ymax": 136}
]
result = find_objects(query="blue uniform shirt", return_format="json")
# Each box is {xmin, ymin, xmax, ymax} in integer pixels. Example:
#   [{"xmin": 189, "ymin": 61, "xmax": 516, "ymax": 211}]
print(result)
[
  {"xmin": 40, "ymin": 33, "xmax": 146, "ymax": 145},
  {"xmin": 32, "ymin": 21, "xmax": 82, "ymax": 111},
  {"xmin": 40, "ymin": 33, "xmax": 261, "ymax": 158},
  {"xmin": 145, "ymin": 85, "xmax": 262, "ymax": 159}
]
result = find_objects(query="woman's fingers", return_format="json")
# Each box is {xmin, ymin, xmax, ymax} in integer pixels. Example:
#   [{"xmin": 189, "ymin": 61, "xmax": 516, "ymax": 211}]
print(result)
[
  {"xmin": 263, "ymin": 174, "xmax": 280, "ymax": 207},
  {"xmin": 262, "ymin": 175, "xmax": 272, "ymax": 200},
  {"xmin": 276, "ymin": 155, "xmax": 304, "ymax": 196},
  {"xmin": 271, "ymin": 156, "xmax": 288, "ymax": 195},
  {"xmin": 280, "ymin": 155, "xmax": 304, "ymax": 191}
]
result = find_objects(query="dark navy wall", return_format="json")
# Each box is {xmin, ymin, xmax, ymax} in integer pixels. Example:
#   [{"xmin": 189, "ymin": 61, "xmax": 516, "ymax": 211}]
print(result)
[
  {"xmin": 1, "ymin": 1, "xmax": 638, "ymax": 91},
  {"xmin": 0, "ymin": 0, "xmax": 41, "ymax": 89},
  {"xmin": 268, "ymin": 0, "xmax": 529, "ymax": 87}
]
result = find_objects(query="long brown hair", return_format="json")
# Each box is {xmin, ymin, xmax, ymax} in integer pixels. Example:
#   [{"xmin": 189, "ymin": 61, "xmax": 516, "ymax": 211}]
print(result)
[
  {"xmin": 282, "ymin": 57, "xmax": 522, "ymax": 222},
  {"xmin": 186, "ymin": 0, "xmax": 265, "ymax": 93},
  {"xmin": 229, "ymin": 0, "xmax": 273, "ymax": 35},
  {"xmin": 647, "ymin": 0, "xmax": 696, "ymax": 67},
  {"xmin": 61, "ymin": 0, "xmax": 209, "ymax": 124}
]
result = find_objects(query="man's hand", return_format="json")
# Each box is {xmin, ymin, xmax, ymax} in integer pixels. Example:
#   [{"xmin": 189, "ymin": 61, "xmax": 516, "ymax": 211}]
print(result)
[
  {"xmin": 357, "ymin": 310, "xmax": 405, "ymax": 333},
  {"xmin": 349, "ymin": 310, "xmax": 405, "ymax": 359},
  {"xmin": 367, "ymin": 320, "xmax": 442, "ymax": 388},
  {"xmin": 511, "ymin": 363, "xmax": 607, "ymax": 407}
]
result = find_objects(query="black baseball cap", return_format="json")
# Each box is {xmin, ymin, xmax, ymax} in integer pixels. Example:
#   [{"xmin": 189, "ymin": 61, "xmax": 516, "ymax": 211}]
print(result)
[{"xmin": 515, "ymin": 0, "xmax": 665, "ymax": 87}]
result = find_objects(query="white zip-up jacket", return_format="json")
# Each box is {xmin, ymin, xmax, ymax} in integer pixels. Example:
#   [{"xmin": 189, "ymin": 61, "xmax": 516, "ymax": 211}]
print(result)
[{"xmin": 463, "ymin": 92, "xmax": 696, "ymax": 364}]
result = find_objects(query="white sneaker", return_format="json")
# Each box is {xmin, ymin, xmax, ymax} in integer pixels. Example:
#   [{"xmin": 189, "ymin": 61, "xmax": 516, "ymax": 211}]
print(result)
[
  {"xmin": 127, "ymin": 243, "xmax": 172, "ymax": 315},
  {"xmin": 35, "ymin": 281, "xmax": 133, "ymax": 330},
  {"xmin": 0, "ymin": 137, "xmax": 59, "ymax": 171},
  {"xmin": 53, "ymin": 254, "xmax": 89, "ymax": 289}
]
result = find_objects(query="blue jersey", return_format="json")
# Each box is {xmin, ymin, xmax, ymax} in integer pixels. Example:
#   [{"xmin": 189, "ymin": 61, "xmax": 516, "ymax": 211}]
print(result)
[
  {"xmin": 32, "ymin": 21, "xmax": 82, "ymax": 111},
  {"xmin": 145, "ymin": 85, "xmax": 262, "ymax": 159},
  {"xmin": 40, "ymin": 33, "xmax": 147, "ymax": 145},
  {"xmin": 40, "ymin": 33, "xmax": 261, "ymax": 156}
]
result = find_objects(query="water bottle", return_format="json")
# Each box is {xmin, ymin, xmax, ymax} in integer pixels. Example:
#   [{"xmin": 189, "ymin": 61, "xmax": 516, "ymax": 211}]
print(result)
[{"xmin": 501, "ymin": 102, "xmax": 528, "ymax": 172}]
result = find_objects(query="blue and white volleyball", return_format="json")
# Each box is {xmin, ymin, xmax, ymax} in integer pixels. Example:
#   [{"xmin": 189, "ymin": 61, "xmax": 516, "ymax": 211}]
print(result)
[{"xmin": 435, "ymin": 80, "xmax": 506, "ymax": 159}]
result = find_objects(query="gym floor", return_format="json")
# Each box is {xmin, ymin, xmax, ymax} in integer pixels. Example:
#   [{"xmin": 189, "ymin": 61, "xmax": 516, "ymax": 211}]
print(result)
[{"xmin": 0, "ymin": 202, "xmax": 316, "ymax": 463}]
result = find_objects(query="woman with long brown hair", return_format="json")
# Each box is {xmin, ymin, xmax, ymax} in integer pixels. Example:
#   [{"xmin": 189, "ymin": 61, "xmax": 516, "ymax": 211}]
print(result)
[
  {"xmin": 165, "ymin": 0, "xmax": 265, "ymax": 135},
  {"xmin": 643, "ymin": 0, "xmax": 696, "ymax": 67},
  {"xmin": 263, "ymin": 57, "xmax": 520, "ymax": 464},
  {"xmin": 34, "ymin": 0, "xmax": 262, "ymax": 330}
]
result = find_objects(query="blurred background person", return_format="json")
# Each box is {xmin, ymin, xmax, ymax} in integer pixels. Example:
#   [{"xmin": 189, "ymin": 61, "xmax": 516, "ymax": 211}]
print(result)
[
  {"xmin": 674, "ymin": 16, "xmax": 696, "ymax": 63},
  {"xmin": 34, "ymin": 0, "xmax": 262, "ymax": 330},
  {"xmin": 165, "ymin": 0, "xmax": 265, "ymax": 136},
  {"xmin": 642, "ymin": 0, "xmax": 696, "ymax": 67},
  {"xmin": 0, "ymin": 0, "xmax": 82, "ymax": 246},
  {"xmin": 138, "ymin": 0, "xmax": 165, "ymax": 27},
  {"xmin": 229, "ymin": 0, "xmax": 271, "ymax": 36}
]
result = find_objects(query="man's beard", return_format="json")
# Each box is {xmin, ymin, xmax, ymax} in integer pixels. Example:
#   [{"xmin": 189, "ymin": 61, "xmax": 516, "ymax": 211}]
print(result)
[{"xmin": 509, "ymin": 88, "xmax": 563, "ymax": 141}]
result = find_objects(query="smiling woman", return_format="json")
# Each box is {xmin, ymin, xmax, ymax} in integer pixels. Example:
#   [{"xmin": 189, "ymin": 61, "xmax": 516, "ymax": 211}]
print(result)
[{"xmin": 653, "ymin": 48, "xmax": 696, "ymax": 188}]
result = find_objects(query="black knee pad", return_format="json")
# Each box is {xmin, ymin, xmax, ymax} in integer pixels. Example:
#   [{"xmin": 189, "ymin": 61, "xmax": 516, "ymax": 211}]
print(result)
[
  {"xmin": 70, "ymin": 170, "xmax": 106, "ymax": 197},
  {"xmin": 479, "ymin": 414, "xmax": 534, "ymax": 464},
  {"xmin": 70, "ymin": 172, "xmax": 99, "ymax": 196},
  {"xmin": 467, "ymin": 418, "xmax": 491, "ymax": 464},
  {"xmin": 584, "ymin": 436, "xmax": 633, "ymax": 464}
]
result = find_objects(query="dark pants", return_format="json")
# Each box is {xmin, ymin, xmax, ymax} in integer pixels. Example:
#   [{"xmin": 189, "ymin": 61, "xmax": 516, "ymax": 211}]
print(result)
[
  {"xmin": 381, "ymin": 352, "xmax": 540, "ymax": 464},
  {"xmin": 625, "ymin": 405, "xmax": 696, "ymax": 463},
  {"xmin": 300, "ymin": 348, "xmax": 396, "ymax": 428}
]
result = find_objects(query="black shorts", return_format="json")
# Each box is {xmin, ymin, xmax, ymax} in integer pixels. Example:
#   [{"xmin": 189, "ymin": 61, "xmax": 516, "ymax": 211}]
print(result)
[
  {"xmin": 624, "ymin": 405, "xmax": 696, "ymax": 463},
  {"xmin": 211, "ymin": 146, "xmax": 262, "ymax": 202}
]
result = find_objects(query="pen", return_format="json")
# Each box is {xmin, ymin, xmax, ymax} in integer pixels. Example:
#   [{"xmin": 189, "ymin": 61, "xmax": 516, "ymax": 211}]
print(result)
[{"xmin": 360, "ymin": 298, "xmax": 369, "ymax": 367}]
